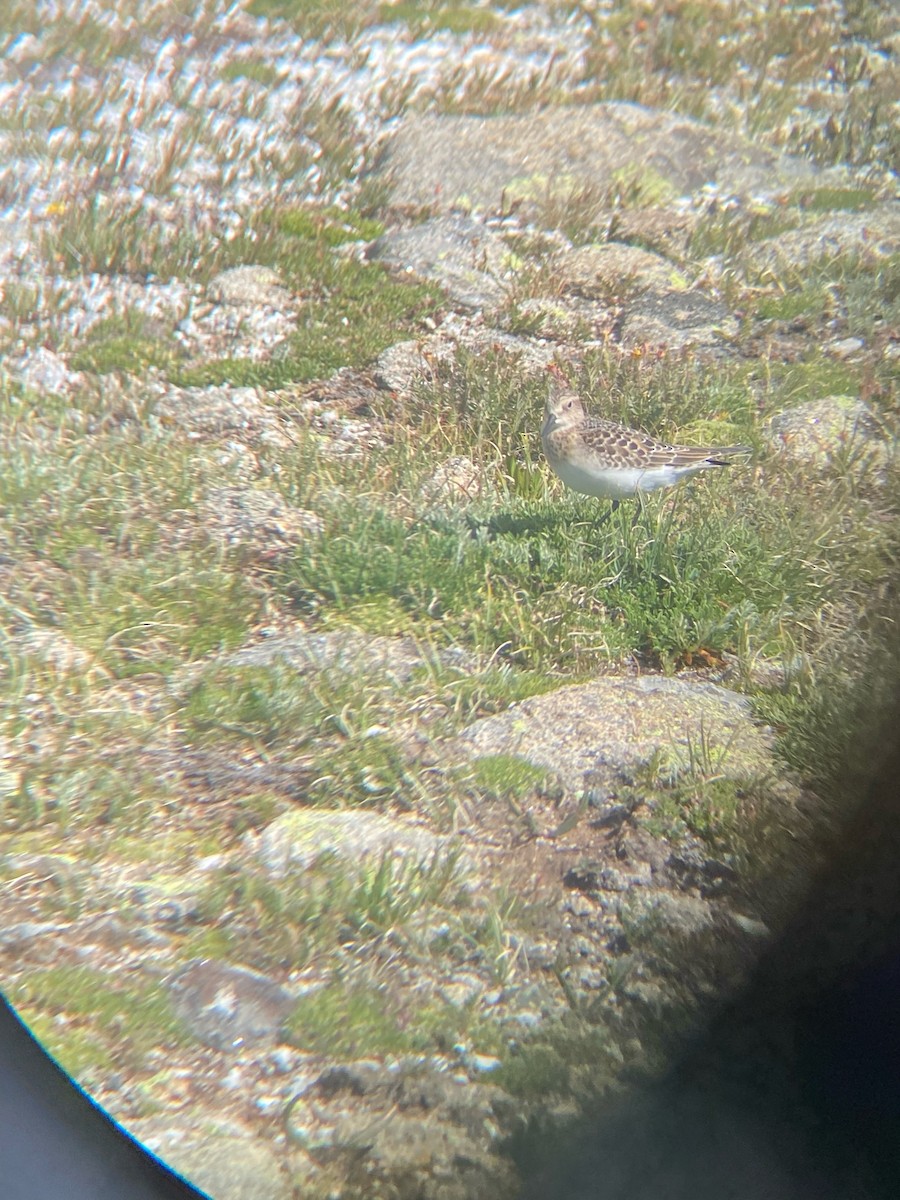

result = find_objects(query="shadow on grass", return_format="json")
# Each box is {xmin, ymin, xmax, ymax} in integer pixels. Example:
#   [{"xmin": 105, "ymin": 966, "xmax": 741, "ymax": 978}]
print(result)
[{"xmin": 465, "ymin": 511, "xmax": 566, "ymax": 538}]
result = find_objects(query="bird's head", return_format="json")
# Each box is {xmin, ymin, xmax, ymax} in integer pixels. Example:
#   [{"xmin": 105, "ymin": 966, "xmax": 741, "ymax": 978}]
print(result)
[{"xmin": 543, "ymin": 363, "xmax": 585, "ymax": 433}]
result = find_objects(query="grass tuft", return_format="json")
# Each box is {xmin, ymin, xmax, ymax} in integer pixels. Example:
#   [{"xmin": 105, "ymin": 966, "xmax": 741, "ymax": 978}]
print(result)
[{"xmin": 11, "ymin": 965, "xmax": 188, "ymax": 1076}]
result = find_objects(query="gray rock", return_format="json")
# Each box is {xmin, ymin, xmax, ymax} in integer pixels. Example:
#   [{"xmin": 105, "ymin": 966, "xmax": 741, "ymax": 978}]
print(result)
[
  {"xmin": 501, "ymin": 295, "xmax": 602, "ymax": 340},
  {"xmin": 828, "ymin": 336, "xmax": 865, "ymax": 359},
  {"xmin": 12, "ymin": 629, "xmax": 99, "ymax": 675},
  {"xmin": 201, "ymin": 486, "xmax": 323, "ymax": 554},
  {"xmin": 452, "ymin": 675, "xmax": 774, "ymax": 794},
  {"xmin": 618, "ymin": 889, "xmax": 718, "ymax": 940},
  {"xmin": 602, "ymin": 206, "xmax": 700, "ymax": 258},
  {"xmin": 8, "ymin": 347, "xmax": 82, "ymax": 395},
  {"xmin": 374, "ymin": 337, "xmax": 443, "ymax": 393},
  {"xmin": 2, "ymin": 853, "xmax": 81, "ymax": 889},
  {"xmin": 167, "ymin": 960, "xmax": 296, "ymax": 1051},
  {"xmin": 744, "ymin": 205, "xmax": 900, "ymax": 274},
  {"xmin": 311, "ymin": 413, "xmax": 387, "ymax": 459},
  {"xmin": 374, "ymin": 319, "xmax": 556, "ymax": 396},
  {"xmin": 152, "ymin": 384, "xmax": 281, "ymax": 437},
  {"xmin": 437, "ymin": 971, "xmax": 490, "ymax": 1008},
  {"xmin": 612, "ymin": 863, "xmax": 656, "ymax": 890},
  {"xmin": 255, "ymin": 809, "xmax": 449, "ymax": 877},
  {"xmin": 133, "ymin": 1125, "xmax": 290, "ymax": 1200},
  {"xmin": 765, "ymin": 396, "xmax": 889, "ymax": 471},
  {"xmin": 0, "ymin": 920, "xmax": 71, "ymax": 951},
  {"xmin": 178, "ymin": 293, "xmax": 296, "ymax": 363},
  {"xmin": 463, "ymin": 1052, "xmax": 502, "ymax": 1075},
  {"xmin": 620, "ymin": 288, "xmax": 738, "ymax": 352},
  {"xmin": 564, "ymin": 891, "xmax": 596, "ymax": 917},
  {"xmin": 207, "ymin": 265, "xmax": 294, "ymax": 309},
  {"xmin": 731, "ymin": 912, "xmax": 772, "ymax": 938},
  {"xmin": 286, "ymin": 1063, "xmax": 518, "ymax": 1199},
  {"xmin": 667, "ymin": 846, "xmax": 738, "ymax": 894},
  {"xmin": 421, "ymin": 455, "xmax": 488, "ymax": 504},
  {"xmin": 376, "ymin": 103, "xmax": 832, "ymax": 216},
  {"xmin": 368, "ymin": 214, "xmax": 514, "ymax": 308},
  {"xmin": 226, "ymin": 628, "xmax": 447, "ymax": 682},
  {"xmin": 557, "ymin": 242, "xmax": 688, "ymax": 298}
]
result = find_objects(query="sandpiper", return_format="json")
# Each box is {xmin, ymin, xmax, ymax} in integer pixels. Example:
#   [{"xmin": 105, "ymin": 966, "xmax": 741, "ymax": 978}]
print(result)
[{"xmin": 541, "ymin": 374, "xmax": 752, "ymax": 518}]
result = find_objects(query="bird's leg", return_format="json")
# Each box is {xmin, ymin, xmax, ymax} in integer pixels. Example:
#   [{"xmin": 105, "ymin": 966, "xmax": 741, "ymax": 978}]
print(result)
[{"xmin": 595, "ymin": 499, "xmax": 620, "ymax": 527}]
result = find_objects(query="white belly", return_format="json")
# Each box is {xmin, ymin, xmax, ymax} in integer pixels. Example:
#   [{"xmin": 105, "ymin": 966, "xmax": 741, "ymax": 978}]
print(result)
[{"xmin": 554, "ymin": 459, "xmax": 691, "ymax": 500}]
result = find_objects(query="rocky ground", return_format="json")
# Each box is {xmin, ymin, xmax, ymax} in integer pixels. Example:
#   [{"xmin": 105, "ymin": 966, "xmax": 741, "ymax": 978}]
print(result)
[{"xmin": 1, "ymin": 3, "xmax": 899, "ymax": 1198}]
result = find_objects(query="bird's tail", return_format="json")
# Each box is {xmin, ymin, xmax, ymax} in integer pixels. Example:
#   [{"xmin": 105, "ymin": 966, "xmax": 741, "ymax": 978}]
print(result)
[{"xmin": 707, "ymin": 446, "xmax": 753, "ymax": 465}]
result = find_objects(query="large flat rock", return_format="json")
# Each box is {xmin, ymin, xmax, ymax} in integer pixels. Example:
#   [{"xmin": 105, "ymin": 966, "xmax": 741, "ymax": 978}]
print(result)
[
  {"xmin": 453, "ymin": 675, "xmax": 774, "ymax": 793},
  {"xmin": 375, "ymin": 102, "xmax": 832, "ymax": 215}
]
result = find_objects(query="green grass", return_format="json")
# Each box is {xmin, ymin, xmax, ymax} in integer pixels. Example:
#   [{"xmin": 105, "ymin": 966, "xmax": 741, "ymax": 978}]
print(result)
[
  {"xmin": 0, "ymin": 386, "xmax": 261, "ymax": 675},
  {"xmin": 744, "ymin": 249, "xmax": 900, "ymax": 403},
  {"xmin": 217, "ymin": 59, "xmax": 284, "ymax": 87},
  {"xmin": 279, "ymin": 408, "xmax": 885, "ymax": 676},
  {"xmin": 247, "ymin": 0, "xmax": 381, "ymax": 39},
  {"xmin": 179, "ymin": 662, "xmax": 351, "ymax": 750},
  {"xmin": 581, "ymin": 1, "xmax": 900, "ymax": 171},
  {"xmin": 754, "ymin": 288, "xmax": 830, "ymax": 322},
  {"xmin": 793, "ymin": 186, "xmax": 877, "ymax": 213},
  {"xmin": 0, "ymin": 281, "xmax": 50, "ymax": 327},
  {"xmin": 4, "ymin": 0, "xmax": 899, "ymax": 1144},
  {"xmin": 276, "ymin": 206, "xmax": 384, "ymax": 245},
  {"xmin": 494, "ymin": 1019, "xmax": 617, "ymax": 1100},
  {"xmin": 758, "ymin": 357, "xmax": 862, "ymax": 406},
  {"xmin": 177, "ymin": 657, "xmax": 555, "ymax": 808},
  {"xmin": 286, "ymin": 979, "xmax": 416, "ymax": 1056},
  {"xmin": 11, "ymin": 965, "xmax": 188, "ymax": 1077},
  {"xmin": 175, "ymin": 244, "xmax": 439, "ymax": 387},
  {"xmin": 284, "ymin": 977, "xmax": 489, "ymax": 1058},
  {"xmin": 633, "ymin": 722, "xmax": 788, "ymax": 881},
  {"xmin": 689, "ymin": 194, "xmax": 885, "ymax": 289},
  {"xmin": 187, "ymin": 849, "xmax": 468, "ymax": 970},
  {"xmin": 5, "ymin": 540, "xmax": 254, "ymax": 676},
  {"xmin": 470, "ymin": 754, "xmax": 552, "ymax": 801},
  {"xmin": 381, "ymin": 2, "xmax": 502, "ymax": 36},
  {"xmin": 257, "ymin": 343, "xmax": 894, "ymax": 680},
  {"xmin": 842, "ymin": 252, "xmax": 900, "ymax": 343},
  {"xmin": 304, "ymin": 726, "xmax": 436, "ymax": 806},
  {"xmin": 69, "ymin": 312, "xmax": 183, "ymax": 376},
  {"xmin": 753, "ymin": 601, "xmax": 900, "ymax": 804},
  {"xmin": 532, "ymin": 171, "xmax": 681, "ymax": 246},
  {"xmin": 428, "ymin": 664, "xmax": 562, "ymax": 725},
  {"xmin": 42, "ymin": 201, "xmax": 208, "ymax": 280},
  {"xmin": 688, "ymin": 206, "xmax": 801, "ymax": 264},
  {"xmin": 2, "ymin": 326, "xmax": 894, "ymax": 863},
  {"xmin": 247, "ymin": 0, "xmax": 504, "ymax": 40},
  {"xmin": 1, "ymin": 751, "xmax": 159, "ymax": 836},
  {"xmin": 168, "ymin": 205, "xmax": 442, "ymax": 387}
]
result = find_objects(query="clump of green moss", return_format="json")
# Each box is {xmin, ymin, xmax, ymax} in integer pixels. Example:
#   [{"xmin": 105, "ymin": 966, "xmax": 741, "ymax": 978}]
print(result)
[
  {"xmin": 277, "ymin": 205, "xmax": 383, "ymax": 245},
  {"xmin": 70, "ymin": 312, "xmax": 182, "ymax": 375},
  {"xmin": 11, "ymin": 965, "xmax": 189, "ymax": 1076},
  {"xmin": 174, "ymin": 205, "xmax": 442, "ymax": 387},
  {"xmin": 470, "ymin": 754, "xmax": 551, "ymax": 801}
]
